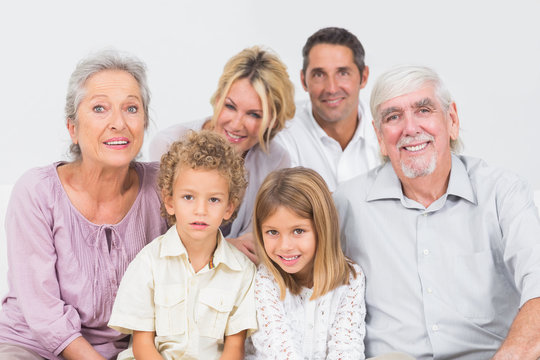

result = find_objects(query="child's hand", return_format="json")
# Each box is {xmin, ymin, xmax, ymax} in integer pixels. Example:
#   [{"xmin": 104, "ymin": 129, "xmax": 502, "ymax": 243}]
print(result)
[{"xmin": 227, "ymin": 233, "xmax": 258, "ymax": 264}]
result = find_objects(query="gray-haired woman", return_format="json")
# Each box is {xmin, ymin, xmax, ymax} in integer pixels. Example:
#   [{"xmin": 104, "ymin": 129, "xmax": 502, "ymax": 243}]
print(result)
[{"xmin": 0, "ymin": 50, "xmax": 167, "ymax": 359}]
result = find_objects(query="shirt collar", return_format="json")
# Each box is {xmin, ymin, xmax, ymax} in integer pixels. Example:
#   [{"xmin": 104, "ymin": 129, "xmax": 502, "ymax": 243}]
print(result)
[
  {"xmin": 159, "ymin": 226, "xmax": 243, "ymax": 271},
  {"xmin": 367, "ymin": 154, "xmax": 477, "ymax": 205},
  {"xmin": 305, "ymin": 100, "xmax": 368, "ymax": 143}
]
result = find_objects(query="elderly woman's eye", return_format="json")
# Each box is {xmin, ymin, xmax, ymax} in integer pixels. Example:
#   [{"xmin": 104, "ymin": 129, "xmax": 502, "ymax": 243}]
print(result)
[
  {"xmin": 93, "ymin": 105, "xmax": 105, "ymax": 113},
  {"xmin": 127, "ymin": 106, "xmax": 138, "ymax": 113}
]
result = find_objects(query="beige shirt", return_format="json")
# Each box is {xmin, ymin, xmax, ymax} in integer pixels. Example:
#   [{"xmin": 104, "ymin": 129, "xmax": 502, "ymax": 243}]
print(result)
[{"xmin": 108, "ymin": 226, "xmax": 257, "ymax": 360}]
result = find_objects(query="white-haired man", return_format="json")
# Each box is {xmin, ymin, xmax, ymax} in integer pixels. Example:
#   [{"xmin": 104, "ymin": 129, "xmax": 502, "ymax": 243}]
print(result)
[{"xmin": 334, "ymin": 65, "xmax": 540, "ymax": 359}]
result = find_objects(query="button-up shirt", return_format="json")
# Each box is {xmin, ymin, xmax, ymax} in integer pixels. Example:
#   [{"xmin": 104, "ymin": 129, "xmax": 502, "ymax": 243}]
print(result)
[
  {"xmin": 275, "ymin": 99, "xmax": 380, "ymax": 192},
  {"xmin": 109, "ymin": 225, "xmax": 257, "ymax": 360},
  {"xmin": 334, "ymin": 154, "xmax": 540, "ymax": 359}
]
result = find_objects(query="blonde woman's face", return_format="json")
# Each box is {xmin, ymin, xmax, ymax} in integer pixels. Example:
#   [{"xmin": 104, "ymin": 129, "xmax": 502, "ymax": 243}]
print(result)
[{"xmin": 214, "ymin": 78, "xmax": 264, "ymax": 154}]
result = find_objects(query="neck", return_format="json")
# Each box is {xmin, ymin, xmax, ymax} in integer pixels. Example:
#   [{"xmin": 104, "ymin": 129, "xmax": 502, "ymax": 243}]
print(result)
[
  {"xmin": 67, "ymin": 160, "xmax": 134, "ymax": 200},
  {"xmin": 313, "ymin": 111, "xmax": 358, "ymax": 150},
  {"xmin": 180, "ymin": 228, "xmax": 218, "ymax": 273},
  {"xmin": 399, "ymin": 159, "xmax": 452, "ymax": 208}
]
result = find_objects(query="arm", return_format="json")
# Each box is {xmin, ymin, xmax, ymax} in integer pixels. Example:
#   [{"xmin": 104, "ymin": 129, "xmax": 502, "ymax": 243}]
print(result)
[
  {"xmin": 250, "ymin": 266, "xmax": 301, "ymax": 360},
  {"xmin": 132, "ymin": 331, "xmax": 162, "ymax": 360},
  {"xmin": 327, "ymin": 265, "xmax": 366, "ymax": 360},
  {"xmin": 226, "ymin": 232, "xmax": 258, "ymax": 264},
  {"xmin": 220, "ymin": 330, "xmax": 247, "ymax": 360},
  {"xmin": 492, "ymin": 298, "xmax": 540, "ymax": 360},
  {"xmin": 60, "ymin": 337, "xmax": 106, "ymax": 360}
]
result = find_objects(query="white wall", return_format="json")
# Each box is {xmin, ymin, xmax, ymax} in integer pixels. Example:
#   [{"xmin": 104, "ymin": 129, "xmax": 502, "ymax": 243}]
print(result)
[{"xmin": 1, "ymin": 1, "xmax": 540, "ymax": 295}]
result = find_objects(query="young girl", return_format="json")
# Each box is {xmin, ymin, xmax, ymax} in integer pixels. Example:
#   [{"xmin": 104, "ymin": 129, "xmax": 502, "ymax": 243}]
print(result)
[
  {"xmin": 247, "ymin": 167, "xmax": 366, "ymax": 359},
  {"xmin": 108, "ymin": 130, "xmax": 257, "ymax": 360}
]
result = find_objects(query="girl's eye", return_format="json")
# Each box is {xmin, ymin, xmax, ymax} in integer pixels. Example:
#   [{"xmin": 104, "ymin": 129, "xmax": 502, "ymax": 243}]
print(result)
[
  {"xmin": 209, "ymin": 197, "xmax": 220, "ymax": 203},
  {"xmin": 93, "ymin": 105, "xmax": 105, "ymax": 113},
  {"xmin": 266, "ymin": 229, "xmax": 278, "ymax": 236},
  {"xmin": 127, "ymin": 105, "xmax": 138, "ymax": 113},
  {"xmin": 183, "ymin": 195, "xmax": 193, "ymax": 200},
  {"xmin": 293, "ymin": 228, "xmax": 305, "ymax": 235}
]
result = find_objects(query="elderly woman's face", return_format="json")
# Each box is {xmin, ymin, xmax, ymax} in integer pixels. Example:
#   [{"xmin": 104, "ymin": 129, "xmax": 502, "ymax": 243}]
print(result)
[
  {"xmin": 68, "ymin": 70, "xmax": 145, "ymax": 168},
  {"xmin": 213, "ymin": 78, "xmax": 264, "ymax": 154}
]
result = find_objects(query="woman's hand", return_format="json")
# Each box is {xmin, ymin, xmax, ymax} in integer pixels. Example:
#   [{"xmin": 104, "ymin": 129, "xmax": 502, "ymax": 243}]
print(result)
[{"xmin": 227, "ymin": 233, "xmax": 258, "ymax": 264}]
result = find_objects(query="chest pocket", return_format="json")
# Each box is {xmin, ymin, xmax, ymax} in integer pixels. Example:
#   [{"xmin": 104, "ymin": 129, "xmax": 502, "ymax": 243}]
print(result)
[
  {"xmin": 197, "ymin": 288, "xmax": 235, "ymax": 339},
  {"xmin": 154, "ymin": 284, "xmax": 186, "ymax": 336}
]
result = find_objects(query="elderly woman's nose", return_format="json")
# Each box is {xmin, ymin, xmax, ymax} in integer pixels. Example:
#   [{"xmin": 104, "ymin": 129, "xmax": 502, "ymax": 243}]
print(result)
[{"xmin": 109, "ymin": 109, "xmax": 127, "ymax": 130}]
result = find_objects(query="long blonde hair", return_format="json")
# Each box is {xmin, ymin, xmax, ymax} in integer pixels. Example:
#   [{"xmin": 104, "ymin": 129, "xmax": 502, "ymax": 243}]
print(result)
[
  {"xmin": 254, "ymin": 167, "xmax": 356, "ymax": 300},
  {"xmin": 210, "ymin": 46, "xmax": 295, "ymax": 152}
]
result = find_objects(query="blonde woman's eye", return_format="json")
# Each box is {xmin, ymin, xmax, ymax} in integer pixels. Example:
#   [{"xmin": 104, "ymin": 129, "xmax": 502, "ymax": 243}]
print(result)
[{"xmin": 249, "ymin": 112, "xmax": 262, "ymax": 119}]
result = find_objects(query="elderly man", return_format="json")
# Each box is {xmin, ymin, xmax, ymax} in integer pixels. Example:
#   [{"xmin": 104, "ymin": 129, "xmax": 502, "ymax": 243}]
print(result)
[
  {"xmin": 276, "ymin": 27, "xmax": 380, "ymax": 191},
  {"xmin": 334, "ymin": 65, "xmax": 540, "ymax": 359}
]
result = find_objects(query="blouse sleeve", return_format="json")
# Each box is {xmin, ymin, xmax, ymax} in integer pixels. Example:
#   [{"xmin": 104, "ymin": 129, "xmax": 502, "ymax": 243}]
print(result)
[
  {"xmin": 250, "ymin": 265, "xmax": 302, "ymax": 360},
  {"xmin": 5, "ymin": 170, "xmax": 82, "ymax": 355},
  {"xmin": 327, "ymin": 264, "xmax": 366, "ymax": 360}
]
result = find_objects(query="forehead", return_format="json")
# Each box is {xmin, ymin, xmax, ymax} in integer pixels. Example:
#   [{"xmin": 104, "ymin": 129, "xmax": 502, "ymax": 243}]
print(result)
[
  {"xmin": 84, "ymin": 69, "xmax": 140, "ymax": 95},
  {"xmin": 306, "ymin": 43, "xmax": 355, "ymax": 71},
  {"xmin": 380, "ymin": 85, "xmax": 439, "ymax": 111}
]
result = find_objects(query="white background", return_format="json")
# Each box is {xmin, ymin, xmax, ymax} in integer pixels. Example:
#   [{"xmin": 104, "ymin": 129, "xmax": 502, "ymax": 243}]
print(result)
[{"xmin": 1, "ymin": 1, "xmax": 540, "ymax": 295}]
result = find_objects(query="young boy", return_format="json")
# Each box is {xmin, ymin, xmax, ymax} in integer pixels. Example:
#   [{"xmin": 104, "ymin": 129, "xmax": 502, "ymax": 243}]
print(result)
[{"xmin": 108, "ymin": 130, "xmax": 256, "ymax": 360}]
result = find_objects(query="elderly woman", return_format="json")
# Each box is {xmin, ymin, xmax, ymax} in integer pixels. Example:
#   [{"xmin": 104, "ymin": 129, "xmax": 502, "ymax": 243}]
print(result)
[
  {"xmin": 0, "ymin": 51, "xmax": 168, "ymax": 359},
  {"xmin": 149, "ymin": 46, "xmax": 295, "ymax": 262}
]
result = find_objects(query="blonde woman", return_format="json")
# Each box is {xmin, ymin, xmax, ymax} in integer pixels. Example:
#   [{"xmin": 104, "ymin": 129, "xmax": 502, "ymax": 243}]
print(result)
[{"xmin": 149, "ymin": 46, "xmax": 295, "ymax": 263}]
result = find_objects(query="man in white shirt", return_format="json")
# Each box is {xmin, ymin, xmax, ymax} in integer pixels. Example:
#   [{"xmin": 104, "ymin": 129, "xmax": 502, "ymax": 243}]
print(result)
[
  {"xmin": 334, "ymin": 65, "xmax": 540, "ymax": 359},
  {"xmin": 276, "ymin": 27, "xmax": 380, "ymax": 191}
]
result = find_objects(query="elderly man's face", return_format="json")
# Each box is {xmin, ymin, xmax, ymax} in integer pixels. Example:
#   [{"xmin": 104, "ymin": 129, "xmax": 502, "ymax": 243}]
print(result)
[
  {"xmin": 301, "ymin": 44, "xmax": 368, "ymax": 127},
  {"xmin": 374, "ymin": 85, "xmax": 459, "ymax": 179}
]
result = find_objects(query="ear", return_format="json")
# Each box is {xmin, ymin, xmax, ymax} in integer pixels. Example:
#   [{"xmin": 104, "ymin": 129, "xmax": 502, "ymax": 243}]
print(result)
[
  {"xmin": 300, "ymin": 69, "xmax": 308, "ymax": 91},
  {"xmin": 66, "ymin": 118, "xmax": 78, "ymax": 144},
  {"xmin": 447, "ymin": 102, "xmax": 460, "ymax": 141},
  {"xmin": 162, "ymin": 191, "xmax": 175, "ymax": 216},
  {"xmin": 372, "ymin": 120, "xmax": 388, "ymax": 157},
  {"xmin": 360, "ymin": 65, "xmax": 369, "ymax": 90},
  {"xmin": 222, "ymin": 200, "xmax": 236, "ymax": 221}
]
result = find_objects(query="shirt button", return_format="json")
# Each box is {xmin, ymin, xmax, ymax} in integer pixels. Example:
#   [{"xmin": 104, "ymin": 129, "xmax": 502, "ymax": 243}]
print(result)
[
  {"xmin": 423, "ymin": 249, "xmax": 430, "ymax": 256},
  {"xmin": 432, "ymin": 324, "xmax": 439, "ymax": 331},
  {"xmin": 427, "ymin": 288, "xmax": 433, "ymax": 294},
  {"xmin": 423, "ymin": 212, "xmax": 428, "ymax": 217}
]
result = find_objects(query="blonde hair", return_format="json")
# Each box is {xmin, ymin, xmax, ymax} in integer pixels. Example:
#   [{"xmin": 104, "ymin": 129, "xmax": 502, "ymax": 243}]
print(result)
[
  {"xmin": 158, "ymin": 130, "xmax": 247, "ymax": 226},
  {"xmin": 254, "ymin": 167, "xmax": 356, "ymax": 300},
  {"xmin": 209, "ymin": 46, "xmax": 295, "ymax": 152}
]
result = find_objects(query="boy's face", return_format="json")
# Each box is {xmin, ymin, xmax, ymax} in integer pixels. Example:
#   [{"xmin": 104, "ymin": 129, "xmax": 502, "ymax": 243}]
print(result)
[{"xmin": 164, "ymin": 167, "xmax": 235, "ymax": 245}]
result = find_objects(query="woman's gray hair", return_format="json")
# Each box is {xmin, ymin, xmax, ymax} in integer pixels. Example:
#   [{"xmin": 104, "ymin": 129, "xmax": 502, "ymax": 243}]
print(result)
[
  {"xmin": 65, "ymin": 49, "xmax": 150, "ymax": 159},
  {"xmin": 370, "ymin": 65, "xmax": 460, "ymax": 152}
]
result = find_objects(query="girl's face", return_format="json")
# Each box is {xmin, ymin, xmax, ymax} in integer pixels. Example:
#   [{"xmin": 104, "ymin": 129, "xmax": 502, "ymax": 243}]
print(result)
[
  {"xmin": 213, "ymin": 78, "xmax": 264, "ymax": 154},
  {"xmin": 261, "ymin": 206, "xmax": 316, "ymax": 288}
]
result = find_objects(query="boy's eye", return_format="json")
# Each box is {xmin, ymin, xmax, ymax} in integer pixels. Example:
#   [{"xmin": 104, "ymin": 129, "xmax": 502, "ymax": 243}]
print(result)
[
  {"xmin": 93, "ymin": 105, "xmax": 105, "ymax": 113},
  {"xmin": 209, "ymin": 197, "xmax": 220, "ymax": 203},
  {"xmin": 293, "ymin": 228, "xmax": 305, "ymax": 235},
  {"xmin": 183, "ymin": 195, "xmax": 193, "ymax": 200}
]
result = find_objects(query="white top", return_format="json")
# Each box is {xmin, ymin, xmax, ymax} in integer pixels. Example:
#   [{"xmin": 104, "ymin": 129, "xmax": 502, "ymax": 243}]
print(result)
[
  {"xmin": 149, "ymin": 118, "xmax": 291, "ymax": 238},
  {"xmin": 108, "ymin": 225, "xmax": 257, "ymax": 360},
  {"xmin": 246, "ymin": 263, "xmax": 366, "ymax": 360},
  {"xmin": 275, "ymin": 99, "xmax": 381, "ymax": 192}
]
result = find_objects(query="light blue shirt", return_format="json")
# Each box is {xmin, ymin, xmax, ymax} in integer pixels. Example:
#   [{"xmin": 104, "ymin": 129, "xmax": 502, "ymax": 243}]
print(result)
[{"xmin": 334, "ymin": 154, "xmax": 540, "ymax": 360}]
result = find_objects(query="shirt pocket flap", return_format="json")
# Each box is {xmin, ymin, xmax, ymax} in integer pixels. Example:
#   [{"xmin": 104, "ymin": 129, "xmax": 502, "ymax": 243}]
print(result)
[
  {"xmin": 199, "ymin": 288, "xmax": 235, "ymax": 312},
  {"xmin": 154, "ymin": 284, "xmax": 185, "ymax": 307}
]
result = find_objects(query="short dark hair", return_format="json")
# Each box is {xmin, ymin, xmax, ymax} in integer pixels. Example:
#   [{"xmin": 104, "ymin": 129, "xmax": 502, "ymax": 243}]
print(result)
[{"xmin": 302, "ymin": 27, "xmax": 366, "ymax": 79}]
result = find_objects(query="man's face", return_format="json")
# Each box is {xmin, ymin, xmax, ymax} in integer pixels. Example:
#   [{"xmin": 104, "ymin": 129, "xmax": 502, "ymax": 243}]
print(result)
[
  {"xmin": 374, "ymin": 85, "xmax": 459, "ymax": 180},
  {"xmin": 301, "ymin": 44, "xmax": 368, "ymax": 127}
]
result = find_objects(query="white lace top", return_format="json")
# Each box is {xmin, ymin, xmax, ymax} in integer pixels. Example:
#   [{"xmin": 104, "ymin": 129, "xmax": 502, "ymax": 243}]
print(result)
[{"xmin": 246, "ymin": 263, "xmax": 366, "ymax": 360}]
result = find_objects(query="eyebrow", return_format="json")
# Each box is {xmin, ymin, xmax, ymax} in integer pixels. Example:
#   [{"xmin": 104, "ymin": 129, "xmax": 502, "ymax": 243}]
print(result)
[
  {"xmin": 380, "ymin": 106, "xmax": 402, "ymax": 120},
  {"xmin": 414, "ymin": 97, "xmax": 435, "ymax": 108}
]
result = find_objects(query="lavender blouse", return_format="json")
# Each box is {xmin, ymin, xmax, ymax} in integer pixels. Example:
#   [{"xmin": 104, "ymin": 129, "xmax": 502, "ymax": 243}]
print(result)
[{"xmin": 0, "ymin": 162, "xmax": 168, "ymax": 359}]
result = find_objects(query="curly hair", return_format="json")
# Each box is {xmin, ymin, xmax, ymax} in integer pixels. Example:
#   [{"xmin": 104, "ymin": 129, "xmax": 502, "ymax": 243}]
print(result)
[{"xmin": 157, "ymin": 130, "xmax": 247, "ymax": 225}]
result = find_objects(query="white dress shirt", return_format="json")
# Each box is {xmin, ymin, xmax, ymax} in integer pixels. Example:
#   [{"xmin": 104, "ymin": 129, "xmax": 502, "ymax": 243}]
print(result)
[{"xmin": 275, "ymin": 99, "xmax": 380, "ymax": 192}]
